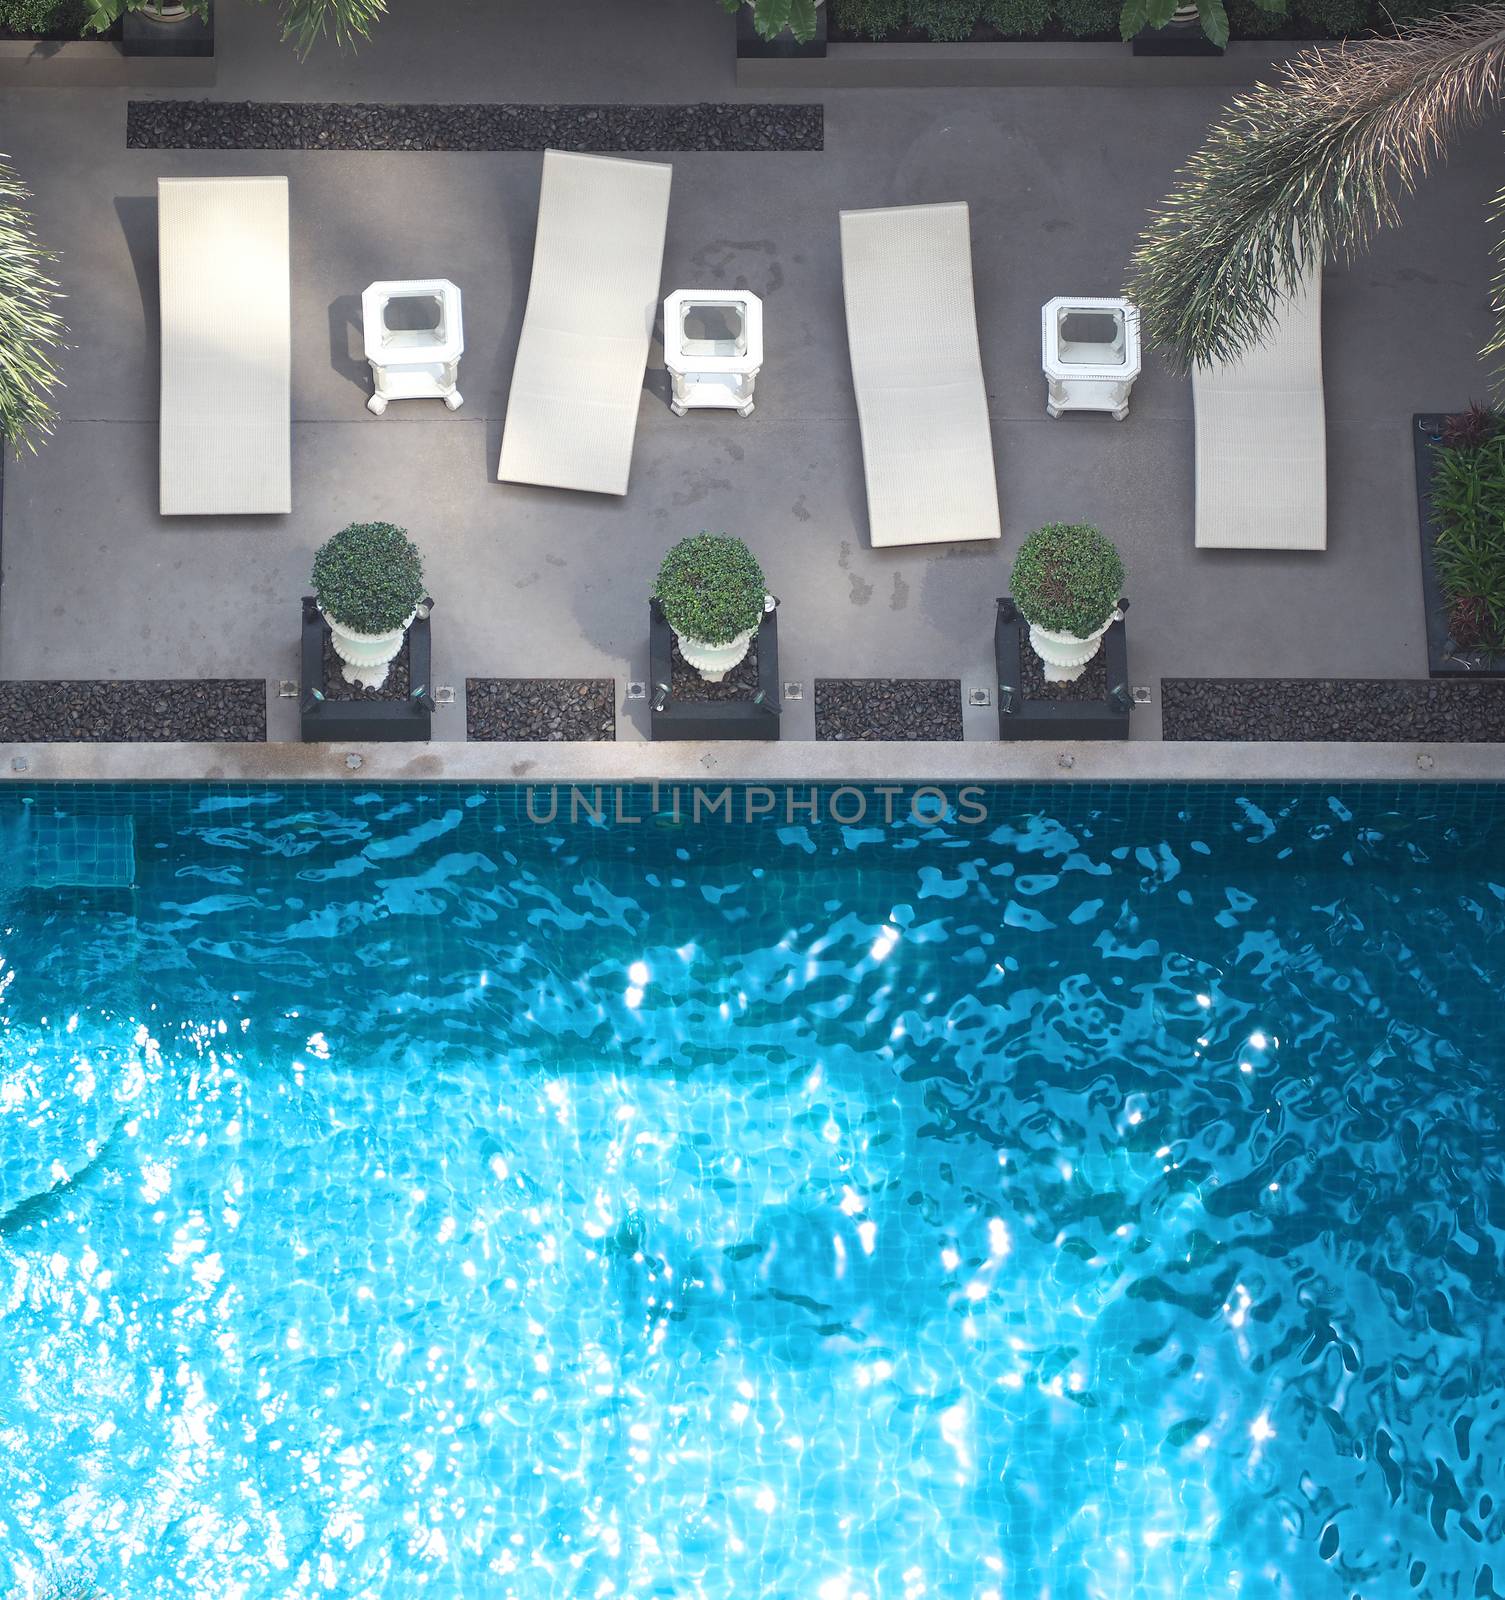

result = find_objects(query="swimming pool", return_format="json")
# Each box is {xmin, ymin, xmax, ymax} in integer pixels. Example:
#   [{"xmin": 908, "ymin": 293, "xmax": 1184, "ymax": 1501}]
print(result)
[{"xmin": 1, "ymin": 781, "xmax": 1500, "ymax": 1600}]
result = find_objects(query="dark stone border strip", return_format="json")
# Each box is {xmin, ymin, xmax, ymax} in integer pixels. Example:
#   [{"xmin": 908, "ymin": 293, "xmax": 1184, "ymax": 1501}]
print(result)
[
  {"xmin": 815, "ymin": 678, "xmax": 963, "ymax": 741},
  {"xmin": 1162, "ymin": 679, "xmax": 1505, "ymax": 742},
  {"xmin": 126, "ymin": 101, "xmax": 824, "ymax": 152},
  {"xmin": 0, "ymin": 681, "xmax": 266, "ymax": 742},
  {"xmin": 467, "ymin": 679, "xmax": 615, "ymax": 742}
]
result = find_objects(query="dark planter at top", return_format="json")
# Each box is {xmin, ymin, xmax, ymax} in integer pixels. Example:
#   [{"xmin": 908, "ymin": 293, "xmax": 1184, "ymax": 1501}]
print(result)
[
  {"xmin": 300, "ymin": 595, "xmax": 435, "ymax": 743},
  {"xmin": 1132, "ymin": 13, "xmax": 1222, "ymax": 54},
  {"xmin": 737, "ymin": 2, "xmax": 827, "ymax": 59},
  {"xmin": 649, "ymin": 599, "xmax": 782, "ymax": 740},
  {"xmin": 122, "ymin": 1, "xmax": 214, "ymax": 58},
  {"xmin": 995, "ymin": 596, "xmax": 1133, "ymax": 741}
]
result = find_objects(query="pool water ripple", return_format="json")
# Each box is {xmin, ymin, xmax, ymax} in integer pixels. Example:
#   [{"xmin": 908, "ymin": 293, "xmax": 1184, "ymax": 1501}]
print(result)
[{"xmin": 0, "ymin": 784, "xmax": 1501, "ymax": 1600}]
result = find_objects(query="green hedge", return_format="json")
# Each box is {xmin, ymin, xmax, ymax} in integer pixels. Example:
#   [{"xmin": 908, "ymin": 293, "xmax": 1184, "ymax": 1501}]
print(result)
[
  {"xmin": 0, "ymin": 0, "xmax": 86, "ymax": 33},
  {"xmin": 1429, "ymin": 411, "xmax": 1505, "ymax": 655},
  {"xmin": 833, "ymin": 0, "xmax": 1450, "ymax": 39}
]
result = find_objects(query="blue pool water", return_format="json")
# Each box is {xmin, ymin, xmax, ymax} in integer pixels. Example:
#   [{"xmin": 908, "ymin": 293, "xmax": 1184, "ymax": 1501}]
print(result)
[{"xmin": 0, "ymin": 782, "xmax": 1501, "ymax": 1600}]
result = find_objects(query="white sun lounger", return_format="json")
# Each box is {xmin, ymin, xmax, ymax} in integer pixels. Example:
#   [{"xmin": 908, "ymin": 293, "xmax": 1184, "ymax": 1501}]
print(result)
[
  {"xmin": 839, "ymin": 202, "xmax": 1001, "ymax": 549},
  {"xmin": 498, "ymin": 149, "xmax": 673, "ymax": 496},
  {"xmin": 158, "ymin": 175, "xmax": 291, "ymax": 517},
  {"xmin": 1193, "ymin": 267, "xmax": 1326, "ymax": 550}
]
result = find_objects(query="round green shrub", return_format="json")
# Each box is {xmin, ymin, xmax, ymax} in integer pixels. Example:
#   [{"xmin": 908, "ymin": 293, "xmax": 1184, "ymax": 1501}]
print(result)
[
  {"xmin": 655, "ymin": 533, "xmax": 766, "ymax": 645},
  {"xmin": 1011, "ymin": 522, "xmax": 1124, "ymax": 637},
  {"xmin": 908, "ymin": 0, "xmax": 981, "ymax": 38},
  {"xmin": 312, "ymin": 521, "xmax": 426, "ymax": 635},
  {"xmin": 831, "ymin": 0, "xmax": 907, "ymax": 37},
  {"xmin": 1052, "ymin": 0, "xmax": 1120, "ymax": 34},
  {"xmin": 980, "ymin": 0, "xmax": 1052, "ymax": 33}
]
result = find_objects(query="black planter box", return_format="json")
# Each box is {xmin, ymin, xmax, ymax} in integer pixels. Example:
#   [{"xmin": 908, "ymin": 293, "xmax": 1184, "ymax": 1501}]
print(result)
[
  {"xmin": 995, "ymin": 597, "xmax": 1133, "ymax": 740},
  {"xmin": 123, "ymin": 2, "xmax": 213, "ymax": 57},
  {"xmin": 1413, "ymin": 413, "xmax": 1505, "ymax": 677},
  {"xmin": 1131, "ymin": 19, "xmax": 1222, "ymax": 54},
  {"xmin": 736, "ymin": 2, "xmax": 826, "ymax": 59},
  {"xmin": 649, "ymin": 599, "xmax": 781, "ymax": 740},
  {"xmin": 300, "ymin": 596, "xmax": 434, "ymax": 743}
]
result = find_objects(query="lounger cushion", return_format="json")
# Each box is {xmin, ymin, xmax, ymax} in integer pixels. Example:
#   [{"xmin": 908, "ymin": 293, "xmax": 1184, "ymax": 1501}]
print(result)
[
  {"xmin": 498, "ymin": 150, "xmax": 672, "ymax": 496},
  {"xmin": 158, "ymin": 176, "xmax": 291, "ymax": 517},
  {"xmin": 840, "ymin": 202, "xmax": 1001, "ymax": 548},
  {"xmin": 1193, "ymin": 269, "xmax": 1326, "ymax": 551}
]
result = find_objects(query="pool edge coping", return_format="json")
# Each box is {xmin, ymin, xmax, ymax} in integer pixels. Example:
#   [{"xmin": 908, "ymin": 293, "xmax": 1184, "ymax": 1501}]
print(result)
[{"xmin": 0, "ymin": 740, "xmax": 1501, "ymax": 783}]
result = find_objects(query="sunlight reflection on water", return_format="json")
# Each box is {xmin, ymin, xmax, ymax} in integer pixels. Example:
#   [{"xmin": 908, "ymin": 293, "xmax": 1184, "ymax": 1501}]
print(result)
[{"xmin": 0, "ymin": 783, "xmax": 1501, "ymax": 1599}]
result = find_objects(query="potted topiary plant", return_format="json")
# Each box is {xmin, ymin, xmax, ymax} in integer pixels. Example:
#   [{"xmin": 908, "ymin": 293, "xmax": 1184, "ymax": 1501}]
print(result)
[
  {"xmin": 1010, "ymin": 521, "xmax": 1125, "ymax": 682},
  {"xmin": 90, "ymin": 0, "xmax": 215, "ymax": 57},
  {"xmin": 726, "ymin": 0, "xmax": 826, "ymax": 59},
  {"xmin": 312, "ymin": 520, "xmax": 426, "ymax": 690},
  {"xmin": 654, "ymin": 532, "xmax": 771, "ymax": 682}
]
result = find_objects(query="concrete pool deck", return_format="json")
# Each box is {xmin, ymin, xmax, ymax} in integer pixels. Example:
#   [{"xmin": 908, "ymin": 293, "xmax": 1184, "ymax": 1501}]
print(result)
[
  {"xmin": 1, "ymin": 0, "xmax": 1503, "ymax": 748},
  {"xmin": 1, "ymin": 738, "xmax": 1500, "ymax": 786}
]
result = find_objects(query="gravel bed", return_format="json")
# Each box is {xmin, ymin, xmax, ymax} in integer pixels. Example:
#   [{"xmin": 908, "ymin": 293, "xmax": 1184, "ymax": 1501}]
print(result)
[
  {"xmin": 1162, "ymin": 679, "xmax": 1505, "ymax": 741},
  {"xmin": 670, "ymin": 637, "xmax": 760, "ymax": 703},
  {"xmin": 0, "ymin": 680, "xmax": 265, "ymax": 742},
  {"xmin": 1018, "ymin": 641, "xmax": 1109, "ymax": 702},
  {"xmin": 320, "ymin": 628, "xmax": 410, "ymax": 702},
  {"xmin": 127, "ymin": 101, "xmax": 823, "ymax": 153},
  {"xmin": 467, "ymin": 679, "xmax": 615, "ymax": 741},
  {"xmin": 814, "ymin": 679, "xmax": 963, "ymax": 741}
]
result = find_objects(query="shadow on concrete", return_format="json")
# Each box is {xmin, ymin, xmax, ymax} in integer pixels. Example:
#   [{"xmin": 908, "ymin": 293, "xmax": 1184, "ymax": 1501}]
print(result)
[
  {"xmin": 114, "ymin": 194, "xmax": 159, "ymax": 389},
  {"xmin": 327, "ymin": 293, "xmax": 368, "ymax": 395},
  {"xmin": 480, "ymin": 185, "xmax": 540, "ymax": 481}
]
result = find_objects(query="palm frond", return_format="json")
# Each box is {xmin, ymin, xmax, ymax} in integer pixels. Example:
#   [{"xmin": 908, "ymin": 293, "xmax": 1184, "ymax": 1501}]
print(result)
[
  {"xmin": 0, "ymin": 155, "xmax": 66, "ymax": 456},
  {"xmin": 1128, "ymin": 4, "xmax": 1505, "ymax": 372},
  {"xmin": 1485, "ymin": 170, "xmax": 1505, "ymax": 365},
  {"xmin": 276, "ymin": 0, "xmax": 386, "ymax": 56}
]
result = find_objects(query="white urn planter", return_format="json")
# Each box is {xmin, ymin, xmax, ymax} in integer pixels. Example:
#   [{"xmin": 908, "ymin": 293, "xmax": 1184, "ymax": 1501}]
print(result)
[
  {"xmin": 322, "ymin": 608, "xmax": 415, "ymax": 691},
  {"xmin": 673, "ymin": 594, "xmax": 774, "ymax": 683},
  {"xmin": 1027, "ymin": 608, "xmax": 1121, "ymax": 684}
]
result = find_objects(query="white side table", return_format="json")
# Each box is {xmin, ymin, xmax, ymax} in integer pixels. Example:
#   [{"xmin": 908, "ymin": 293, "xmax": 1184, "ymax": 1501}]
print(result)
[
  {"xmin": 1042, "ymin": 296, "xmax": 1140, "ymax": 421},
  {"xmin": 362, "ymin": 278, "xmax": 464, "ymax": 415},
  {"xmin": 663, "ymin": 289, "xmax": 762, "ymax": 417}
]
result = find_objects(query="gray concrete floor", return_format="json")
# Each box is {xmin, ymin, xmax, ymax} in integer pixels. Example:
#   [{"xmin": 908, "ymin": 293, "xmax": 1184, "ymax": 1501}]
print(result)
[{"xmin": 1, "ymin": 0, "xmax": 1500, "ymax": 740}]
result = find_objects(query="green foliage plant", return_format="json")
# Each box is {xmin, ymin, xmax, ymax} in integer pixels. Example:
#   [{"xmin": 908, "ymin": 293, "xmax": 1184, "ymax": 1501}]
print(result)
[
  {"xmin": 82, "ymin": 0, "xmax": 385, "ymax": 55},
  {"xmin": 0, "ymin": 0, "xmax": 85, "ymax": 31},
  {"xmin": 909, "ymin": 0, "xmax": 980, "ymax": 36},
  {"xmin": 1429, "ymin": 416, "xmax": 1505, "ymax": 652},
  {"xmin": 980, "ymin": 0, "xmax": 1052, "ymax": 32},
  {"xmin": 655, "ymin": 533, "xmax": 767, "ymax": 645},
  {"xmin": 721, "ymin": 0, "xmax": 822, "ymax": 41},
  {"xmin": 1292, "ymin": 0, "xmax": 1370, "ymax": 35},
  {"xmin": 832, "ymin": 0, "xmax": 906, "ymax": 33},
  {"xmin": 1053, "ymin": 0, "xmax": 1121, "ymax": 36},
  {"xmin": 312, "ymin": 522, "xmax": 426, "ymax": 634},
  {"xmin": 1011, "ymin": 523, "xmax": 1125, "ymax": 638}
]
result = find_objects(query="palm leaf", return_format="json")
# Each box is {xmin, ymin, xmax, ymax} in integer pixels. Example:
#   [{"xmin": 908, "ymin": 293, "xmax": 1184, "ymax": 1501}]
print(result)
[
  {"xmin": 1197, "ymin": 0, "xmax": 1230, "ymax": 48},
  {"xmin": 1128, "ymin": 4, "xmax": 1505, "ymax": 372},
  {"xmin": 788, "ymin": 0, "xmax": 820, "ymax": 39},
  {"xmin": 753, "ymin": 0, "xmax": 794, "ymax": 35},
  {"xmin": 276, "ymin": 0, "xmax": 386, "ymax": 55},
  {"xmin": 0, "ymin": 155, "xmax": 66, "ymax": 456}
]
